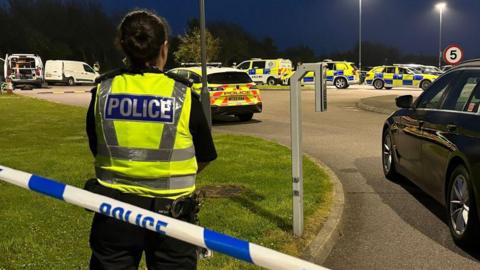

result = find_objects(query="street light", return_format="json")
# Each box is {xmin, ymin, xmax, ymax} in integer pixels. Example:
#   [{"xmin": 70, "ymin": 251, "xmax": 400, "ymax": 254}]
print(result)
[
  {"xmin": 435, "ymin": 2, "xmax": 447, "ymax": 67},
  {"xmin": 358, "ymin": 0, "xmax": 362, "ymax": 72}
]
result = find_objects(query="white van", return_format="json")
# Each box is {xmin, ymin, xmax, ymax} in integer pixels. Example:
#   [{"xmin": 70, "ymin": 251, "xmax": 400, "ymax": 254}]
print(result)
[
  {"xmin": 4, "ymin": 54, "xmax": 44, "ymax": 88},
  {"xmin": 235, "ymin": 58, "xmax": 293, "ymax": 85},
  {"xmin": 45, "ymin": 60, "xmax": 99, "ymax": 86}
]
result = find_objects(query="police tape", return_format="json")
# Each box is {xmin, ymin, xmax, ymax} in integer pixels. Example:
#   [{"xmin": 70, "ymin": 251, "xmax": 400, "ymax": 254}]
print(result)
[{"xmin": 0, "ymin": 165, "xmax": 329, "ymax": 270}]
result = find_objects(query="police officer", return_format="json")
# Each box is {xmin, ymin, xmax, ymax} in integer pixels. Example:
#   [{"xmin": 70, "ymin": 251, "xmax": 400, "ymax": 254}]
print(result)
[{"xmin": 84, "ymin": 10, "xmax": 216, "ymax": 270}]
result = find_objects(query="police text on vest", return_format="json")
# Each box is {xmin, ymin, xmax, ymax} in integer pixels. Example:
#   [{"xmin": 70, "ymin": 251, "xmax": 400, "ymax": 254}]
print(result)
[{"xmin": 105, "ymin": 94, "xmax": 175, "ymax": 123}]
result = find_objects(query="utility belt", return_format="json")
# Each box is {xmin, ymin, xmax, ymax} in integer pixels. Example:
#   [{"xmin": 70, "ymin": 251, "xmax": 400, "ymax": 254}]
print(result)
[
  {"xmin": 84, "ymin": 178, "xmax": 204, "ymax": 223},
  {"xmin": 157, "ymin": 190, "xmax": 205, "ymax": 223}
]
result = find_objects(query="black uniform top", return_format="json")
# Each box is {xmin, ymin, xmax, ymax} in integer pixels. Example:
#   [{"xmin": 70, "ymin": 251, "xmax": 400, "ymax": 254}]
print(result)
[{"xmin": 86, "ymin": 67, "xmax": 217, "ymax": 163}]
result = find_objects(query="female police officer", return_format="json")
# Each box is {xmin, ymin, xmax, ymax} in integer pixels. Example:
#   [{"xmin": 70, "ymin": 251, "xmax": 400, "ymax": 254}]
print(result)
[{"xmin": 85, "ymin": 10, "xmax": 216, "ymax": 270}]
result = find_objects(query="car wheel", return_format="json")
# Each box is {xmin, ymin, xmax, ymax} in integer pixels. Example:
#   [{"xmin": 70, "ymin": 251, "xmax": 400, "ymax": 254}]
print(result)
[
  {"xmin": 447, "ymin": 164, "xmax": 480, "ymax": 246},
  {"xmin": 237, "ymin": 113, "xmax": 253, "ymax": 121},
  {"xmin": 373, "ymin": 79, "xmax": 384, "ymax": 90},
  {"xmin": 382, "ymin": 128, "xmax": 400, "ymax": 180},
  {"xmin": 385, "ymin": 87, "xmax": 393, "ymax": 90},
  {"xmin": 267, "ymin": 77, "xmax": 276, "ymax": 86},
  {"xmin": 66, "ymin": 77, "xmax": 75, "ymax": 86},
  {"xmin": 420, "ymin": 80, "xmax": 432, "ymax": 91},
  {"xmin": 334, "ymin": 77, "xmax": 348, "ymax": 89}
]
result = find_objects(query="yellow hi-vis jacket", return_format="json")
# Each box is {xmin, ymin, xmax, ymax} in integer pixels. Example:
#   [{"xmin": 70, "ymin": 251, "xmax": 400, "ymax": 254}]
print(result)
[{"xmin": 94, "ymin": 72, "xmax": 198, "ymax": 199}]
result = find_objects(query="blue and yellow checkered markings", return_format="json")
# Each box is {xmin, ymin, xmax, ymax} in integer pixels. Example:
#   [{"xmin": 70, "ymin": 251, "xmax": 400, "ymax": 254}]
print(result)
[
  {"xmin": 248, "ymin": 69, "xmax": 271, "ymax": 75},
  {"xmin": 414, "ymin": 75, "xmax": 424, "ymax": 81},
  {"xmin": 303, "ymin": 71, "xmax": 355, "ymax": 83}
]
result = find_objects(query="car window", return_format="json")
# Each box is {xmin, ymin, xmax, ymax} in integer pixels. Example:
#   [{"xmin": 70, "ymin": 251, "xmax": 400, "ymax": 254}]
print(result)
[
  {"xmin": 252, "ymin": 61, "xmax": 265, "ymax": 69},
  {"xmin": 384, "ymin": 67, "xmax": 395, "ymax": 73},
  {"xmin": 417, "ymin": 72, "xmax": 458, "ymax": 109},
  {"xmin": 237, "ymin": 62, "xmax": 250, "ymax": 70},
  {"xmin": 189, "ymin": 72, "xmax": 201, "ymax": 84},
  {"xmin": 177, "ymin": 69, "xmax": 189, "ymax": 79},
  {"xmin": 83, "ymin": 64, "xmax": 95, "ymax": 73},
  {"xmin": 398, "ymin": 68, "xmax": 409, "ymax": 75},
  {"xmin": 442, "ymin": 71, "xmax": 480, "ymax": 112},
  {"xmin": 466, "ymin": 86, "xmax": 480, "ymax": 113},
  {"xmin": 207, "ymin": 72, "xmax": 253, "ymax": 84},
  {"xmin": 326, "ymin": 63, "xmax": 335, "ymax": 70}
]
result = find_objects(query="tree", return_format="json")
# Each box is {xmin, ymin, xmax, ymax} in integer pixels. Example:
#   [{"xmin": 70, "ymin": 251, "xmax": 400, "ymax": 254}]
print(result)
[{"xmin": 174, "ymin": 28, "xmax": 220, "ymax": 63}]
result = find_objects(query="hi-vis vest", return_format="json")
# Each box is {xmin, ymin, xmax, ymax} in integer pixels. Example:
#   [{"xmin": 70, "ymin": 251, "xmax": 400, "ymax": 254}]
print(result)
[{"xmin": 94, "ymin": 72, "xmax": 197, "ymax": 199}]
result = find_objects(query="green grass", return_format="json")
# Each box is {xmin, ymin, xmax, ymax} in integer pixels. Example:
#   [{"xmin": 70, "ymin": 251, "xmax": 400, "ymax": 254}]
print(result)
[{"xmin": 0, "ymin": 94, "xmax": 332, "ymax": 269}]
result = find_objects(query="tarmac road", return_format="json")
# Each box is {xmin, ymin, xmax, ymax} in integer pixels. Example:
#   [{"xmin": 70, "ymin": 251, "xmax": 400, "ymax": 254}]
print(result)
[{"xmin": 18, "ymin": 85, "xmax": 480, "ymax": 269}]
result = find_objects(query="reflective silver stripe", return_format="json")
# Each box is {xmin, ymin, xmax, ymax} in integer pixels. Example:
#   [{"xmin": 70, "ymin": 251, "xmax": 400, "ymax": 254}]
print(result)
[
  {"xmin": 159, "ymin": 81, "xmax": 187, "ymax": 152},
  {"xmin": 97, "ymin": 144, "xmax": 195, "ymax": 162},
  {"xmin": 98, "ymin": 79, "xmax": 118, "ymax": 146},
  {"xmin": 96, "ymin": 167, "xmax": 195, "ymax": 190}
]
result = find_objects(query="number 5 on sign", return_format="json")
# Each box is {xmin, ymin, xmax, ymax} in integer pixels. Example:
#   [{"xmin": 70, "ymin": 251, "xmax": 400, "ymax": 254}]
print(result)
[{"xmin": 443, "ymin": 44, "xmax": 464, "ymax": 65}]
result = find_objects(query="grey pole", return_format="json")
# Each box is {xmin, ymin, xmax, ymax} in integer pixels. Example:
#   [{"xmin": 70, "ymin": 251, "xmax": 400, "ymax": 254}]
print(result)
[
  {"xmin": 438, "ymin": 7, "xmax": 443, "ymax": 67},
  {"xmin": 359, "ymin": 0, "xmax": 362, "ymax": 72},
  {"xmin": 289, "ymin": 63, "xmax": 327, "ymax": 237},
  {"xmin": 199, "ymin": 0, "xmax": 212, "ymax": 127},
  {"xmin": 290, "ymin": 67, "xmax": 303, "ymax": 237}
]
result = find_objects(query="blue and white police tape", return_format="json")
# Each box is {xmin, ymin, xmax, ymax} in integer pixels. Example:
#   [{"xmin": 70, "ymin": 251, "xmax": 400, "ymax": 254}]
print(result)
[{"xmin": 0, "ymin": 165, "xmax": 329, "ymax": 270}]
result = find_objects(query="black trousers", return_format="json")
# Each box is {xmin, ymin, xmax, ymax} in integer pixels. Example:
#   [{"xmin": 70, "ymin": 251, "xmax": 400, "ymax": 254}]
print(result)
[{"xmin": 85, "ymin": 179, "xmax": 198, "ymax": 270}]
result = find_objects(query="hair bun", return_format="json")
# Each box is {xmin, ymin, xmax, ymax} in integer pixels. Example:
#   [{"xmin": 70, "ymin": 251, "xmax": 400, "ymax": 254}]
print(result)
[{"xmin": 117, "ymin": 10, "xmax": 169, "ymax": 67}]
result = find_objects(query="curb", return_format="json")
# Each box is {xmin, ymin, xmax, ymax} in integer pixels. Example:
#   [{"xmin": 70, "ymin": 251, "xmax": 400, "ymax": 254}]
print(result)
[
  {"xmin": 301, "ymin": 155, "xmax": 344, "ymax": 264},
  {"xmin": 356, "ymin": 100, "xmax": 393, "ymax": 115},
  {"xmin": 37, "ymin": 90, "xmax": 90, "ymax": 95}
]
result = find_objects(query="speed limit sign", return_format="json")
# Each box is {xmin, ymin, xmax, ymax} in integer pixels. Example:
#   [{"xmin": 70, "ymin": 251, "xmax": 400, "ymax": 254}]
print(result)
[{"xmin": 443, "ymin": 44, "xmax": 464, "ymax": 65}]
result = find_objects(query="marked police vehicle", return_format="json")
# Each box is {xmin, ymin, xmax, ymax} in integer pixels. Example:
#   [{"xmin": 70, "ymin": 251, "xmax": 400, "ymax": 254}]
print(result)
[
  {"xmin": 3, "ymin": 54, "xmax": 44, "ymax": 88},
  {"xmin": 235, "ymin": 58, "xmax": 292, "ymax": 85},
  {"xmin": 45, "ymin": 60, "xmax": 99, "ymax": 86},
  {"xmin": 366, "ymin": 65, "xmax": 439, "ymax": 91},
  {"xmin": 282, "ymin": 60, "xmax": 360, "ymax": 89},
  {"xmin": 167, "ymin": 66, "xmax": 262, "ymax": 121}
]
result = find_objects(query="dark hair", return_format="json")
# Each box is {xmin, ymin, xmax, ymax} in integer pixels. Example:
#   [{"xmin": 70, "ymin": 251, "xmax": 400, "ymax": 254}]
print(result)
[{"xmin": 117, "ymin": 10, "xmax": 169, "ymax": 67}]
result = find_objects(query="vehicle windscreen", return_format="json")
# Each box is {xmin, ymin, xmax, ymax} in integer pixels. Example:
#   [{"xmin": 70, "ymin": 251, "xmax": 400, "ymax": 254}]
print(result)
[{"xmin": 207, "ymin": 72, "xmax": 252, "ymax": 84}]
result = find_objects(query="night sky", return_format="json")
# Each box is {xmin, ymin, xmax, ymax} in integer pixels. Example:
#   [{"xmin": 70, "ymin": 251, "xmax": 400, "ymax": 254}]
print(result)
[{"xmin": 101, "ymin": 0, "xmax": 480, "ymax": 59}]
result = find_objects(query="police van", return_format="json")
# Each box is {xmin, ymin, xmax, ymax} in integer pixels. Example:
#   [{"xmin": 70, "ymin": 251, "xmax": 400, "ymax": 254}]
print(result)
[
  {"xmin": 167, "ymin": 66, "xmax": 262, "ymax": 121},
  {"xmin": 282, "ymin": 60, "xmax": 360, "ymax": 89},
  {"xmin": 3, "ymin": 54, "xmax": 44, "ymax": 88},
  {"xmin": 45, "ymin": 60, "xmax": 99, "ymax": 86},
  {"xmin": 235, "ymin": 58, "xmax": 292, "ymax": 85}
]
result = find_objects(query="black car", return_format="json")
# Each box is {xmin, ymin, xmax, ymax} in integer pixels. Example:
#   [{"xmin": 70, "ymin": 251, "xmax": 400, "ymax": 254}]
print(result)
[{"xmin": 382, "ymin": 59, "xmax": 480, "ymax": 246}]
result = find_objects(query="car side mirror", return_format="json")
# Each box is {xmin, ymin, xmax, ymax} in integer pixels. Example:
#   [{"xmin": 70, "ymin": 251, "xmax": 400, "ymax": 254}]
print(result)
[{"xmin": 396, "ymin": 95, "xmax": 413, "ymax": 109}]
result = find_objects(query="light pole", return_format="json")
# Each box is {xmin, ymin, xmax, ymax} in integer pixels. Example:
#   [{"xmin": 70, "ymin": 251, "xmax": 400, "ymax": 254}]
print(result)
[
  {"xmin": 435, "ymin": 2, "xmax": 446, "ymax": 67},
  {"xmin": 358, "ymin": 0, "xmax": 362, "ymax": 72}
]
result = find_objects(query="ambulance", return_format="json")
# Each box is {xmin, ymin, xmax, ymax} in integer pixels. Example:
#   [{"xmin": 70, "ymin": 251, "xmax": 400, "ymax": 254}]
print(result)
[
  {"xmin": 282, "ymin": 60, "xmax": 360, "ymax": 89},
  {"xmin": 235, "ymin": 58, "xmax": 293, "ymax": 85},
  {"xmin": 365, "ymin": 65, "xmax": 438, "ymax": 90},
  {"xmin": 167, "ymin": 67, "xmax": 262, "ymax": 121}
]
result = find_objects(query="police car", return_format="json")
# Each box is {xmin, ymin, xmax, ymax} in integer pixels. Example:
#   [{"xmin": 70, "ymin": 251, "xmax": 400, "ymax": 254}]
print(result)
[
  {"xmin": 235, "ymin": 58, "xmax": 292, "ymax": 85},
  {"xmin": 365, "ymin": 65, "xmax": 438, "ymax": 91},
  {"xmin": 282, "ymin": 60, "xmax": 360, "ymax": 89},
  {"xmin": 167, "ymin": 67, "xmax": 262, "ymax": 121}
]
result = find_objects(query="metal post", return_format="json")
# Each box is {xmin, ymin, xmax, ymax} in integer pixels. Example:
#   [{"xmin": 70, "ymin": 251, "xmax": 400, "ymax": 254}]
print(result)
[
  {"xmin": 290, "ymin": 67, "xmax": 303, "ymax": 237},
  {"xmin": 199, "ymin": 0, "xmax": 211, "ymax": 127},
  {"xmin": 289, "ymin": 63, "xmax": 327, "ymax": 237},
  {"xmin": 358, "ymin": 0, "xmax": 362, "ymax": 72},
  {"xmin": 438, "ymin": 8, "xmax": 443, "ymax": 67}
]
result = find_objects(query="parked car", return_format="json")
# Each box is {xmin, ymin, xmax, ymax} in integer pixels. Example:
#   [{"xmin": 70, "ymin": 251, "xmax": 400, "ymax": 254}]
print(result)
[
  {"xmin": 366, "ymin": 65, "xmax": 438, "ymax": 91},
  {"xmin": 382, "ymin": 59, "xmax": 480, "ymax": 245},
  {"xmin": 45, "ymin": 60, "xmax": 99, "ymax": 86},
  {"xmin": 167, "ymin": 66, "xmax": 262, "ymax": 121},
  {"xmin": 3, "ymin": 54, "xmax": 44, "ymax": 88}
]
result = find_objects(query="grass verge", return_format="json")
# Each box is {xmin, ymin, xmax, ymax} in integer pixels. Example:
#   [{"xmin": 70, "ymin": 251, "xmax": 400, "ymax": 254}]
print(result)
[{"xmin": 0, "ymin": 94, "xmax": 332, "ymax": 269}]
